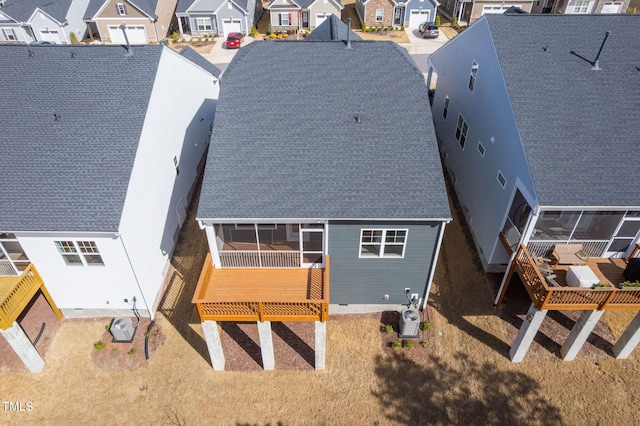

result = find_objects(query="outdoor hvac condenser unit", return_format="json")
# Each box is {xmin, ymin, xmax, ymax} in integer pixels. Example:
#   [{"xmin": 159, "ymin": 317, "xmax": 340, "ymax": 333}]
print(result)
[
  {"xmin": 110, "ymin": 317, "xmax": 136, "ymax": 343},
  {"xmin": 399, "ymin": 308, "xmax": 420, "ymax": 338}
]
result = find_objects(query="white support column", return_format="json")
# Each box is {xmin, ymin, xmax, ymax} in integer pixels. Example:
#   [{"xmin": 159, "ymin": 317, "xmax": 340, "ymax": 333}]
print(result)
[
  {"xmin": 177, "ymin": 16, "xmax": 185, "ymax": 37},
  {"xmin": 0, "ymin": 321, "xmax": 44, "ymax": 374},
  {"xmin": 202, "ymin": 320, "xmax": 225, "ymax": 371},
  {"xmin": 509, "ymin": 303, "xmax": 547, "ymax": 363},
  {"xmin": 612, "ymin": 311, "xmax": 640, "ymax": 359},
  {"xmin": 315, "ymin": 321, "xmax": 327, "ymax": 370},
  {"xmin": 560, "ymin": 310, "xmax": 604, "ymax": 361},
  {"xmin": 257, "ymin": 321, "xmax": 275, "ymax": 370}
]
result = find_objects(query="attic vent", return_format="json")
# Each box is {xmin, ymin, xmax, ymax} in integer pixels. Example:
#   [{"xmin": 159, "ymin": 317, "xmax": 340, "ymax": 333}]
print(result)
[
  {"xmin": 542, "ymin": 44, "xmax": 548, "ymax": 52},
  {"xmin": 71, "ymin": 51, "xmax": 77, "ymax": 58},
  {"xmin": 28, "ymin": 49, "xmax": 34, "ymax": 57},
  {"xmin": 354, "ymin": 115, "xmax": 361, "ymax": 123},
  {"xmin": 53, "ymin": 113, "xmax": 61, "ymax": 122}
]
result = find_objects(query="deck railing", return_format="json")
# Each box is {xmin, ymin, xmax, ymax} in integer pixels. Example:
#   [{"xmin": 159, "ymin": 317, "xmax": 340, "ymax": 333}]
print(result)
[
  {"xmin": 193, "ymin": 253, "xmax": 329, "ymax": 322},
  {"xmin": 509, "ymin": 243, "xmax": 640, "ymax": 311},
  {"xmin": 0, "ymin": 260, "xmax": 17, "ymax": 276},
  {"xmin": 219, "ymin": 250, "xmax": 301, "ymax": 268},
  {"xmin": 526, "ymin": 240, "xmax": 610, "ymax": 259},
  {"xmin": 0, "ymin": 264, "xmax": 44, "ymax": 329}
]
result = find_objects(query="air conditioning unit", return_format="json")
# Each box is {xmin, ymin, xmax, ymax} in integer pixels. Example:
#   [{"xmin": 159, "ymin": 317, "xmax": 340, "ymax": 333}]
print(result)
[
  {"xmin": 110, "ymin": 317, "xmax": 136, "ymax": 342},
  {"xmin": 399, "ymin": 308, "xmax": 420, "ymax": 338}
]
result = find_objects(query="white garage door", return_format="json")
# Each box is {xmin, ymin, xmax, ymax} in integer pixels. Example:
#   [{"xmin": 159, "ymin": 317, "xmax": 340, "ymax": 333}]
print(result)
[
  {"xmin": 601, "ymin": 1, "xmax": 622, "ymax": 12},
  {"xmin": 408, "ymin": 10, "xmax": 430, "ymax": 29},
  {"xmin": 316, "ymin": 14, "xmax": 328, "ymax": 27},
  {"xmin": 482, "ymin": 4, "xmax": 521, "ymax": 14},
  {"xmin": 40, "ymin": 30, "xmax": 61, "ymax": 43},
  {"xmin": 108, "ymin": 25, "xmax": 147, "ymax": 44},
  {"xmin": 222, "ymin": 19, "xmax": 242, "ymax": 35}
]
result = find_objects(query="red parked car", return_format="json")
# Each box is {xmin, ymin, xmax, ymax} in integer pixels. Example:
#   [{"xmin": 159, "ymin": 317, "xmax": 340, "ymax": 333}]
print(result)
[{"xmin": 226, "ymin": 32, "xmax": 243, "ymax": 49}]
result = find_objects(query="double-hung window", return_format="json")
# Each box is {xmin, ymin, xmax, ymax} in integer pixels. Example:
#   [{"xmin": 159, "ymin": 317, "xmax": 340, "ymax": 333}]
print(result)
[
  {"xmin": 443, "ymin": 96, "xmax": 450, "ymax": 119},
  {"xmin": 455, "ymin": 115, "xmax": 469, "ymax": 149},
  {"xmin": 360, "ymin": 229, "xmax": 408, "ymax": 258},
  {"xmin": 116, "ymin": 3, "xmax": 127, "ymax": 15},
  {"xmin": 279, "ymin": 13, "xmax": 290, "ymax": 26},
  {"xmin": 196, "ymin": 18, "xmax": 212, "ymax": 31},
  {"xmin": 573, "ymin": 0, "xmax": 591, "ymax": 12},
  {"xmin": 469, "ymin": 61, "xmax": 478, "ymax": 91},
  {"xmin": 376, "ymin": 9, "xmax": 384, "ymax": 21},
  {"xmin": 55, "ymin": 241, "xmax": 104, "ymax": 266},
  {"xmin": 2, "ymin": 28, "xmax": 17, "ymax": 41}
]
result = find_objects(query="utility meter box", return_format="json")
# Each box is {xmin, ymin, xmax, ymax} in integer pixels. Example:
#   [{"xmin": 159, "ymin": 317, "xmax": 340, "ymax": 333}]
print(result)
[
  {"xmin": 110, "ymin": 317, "xmax": 136, "ymax": 342},
  {"xmin": 399, "ymin": 308, "xmax": 420, "ymax": 338}
]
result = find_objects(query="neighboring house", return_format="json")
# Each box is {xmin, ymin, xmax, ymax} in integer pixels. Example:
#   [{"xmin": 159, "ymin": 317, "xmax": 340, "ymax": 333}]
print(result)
[
  {"xmin": 0, "ymin": 0, "xmax": 91, "ymax": 44},
  {"xmin": 192, "ymin": 39, "xmax": 451, "ymax": 370},
  {"xmin": 356, "ymin": 0, "xmax": 438, "ymax": 29},
  {"xmin": 531, "ymin": 0, "xmax": 629, "ymax": 13},
  {"xmin": 428, "ymin": 14, "xmax": 640, "ymax": 363},
  {"xmin": 0, "ymin": 44, "xmax": 219, "ymax": 372},
  {"xmin": 439, "ymin": 0, "xmax": 533, "ymax": 25},
  {"xmin": 83, "ymin": 0, "xmax": 177, "ymax": 43},
  {"xmin": 428, "ymin": 13, "xmax": 640, "ymax": 270},
  {"xmin": 266, "ymin": 0, "xmax": 343, "ymax": 32},
  {"xmin": 175, "ymin": 0, "xmax": 262, "ymax": 37},
  {"xmin": 304, "ymin": 13, "xmax": 361, "ymax": 40}
]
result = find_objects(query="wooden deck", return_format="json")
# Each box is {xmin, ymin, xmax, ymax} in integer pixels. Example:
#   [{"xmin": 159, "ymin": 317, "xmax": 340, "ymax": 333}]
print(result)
[
  {"xmin": 0, "ymin": 264, "xmax": 62, "ymax": 330},
  {"xmin": 192, "ymin": 253, "xmax": 329, "ymax": 322},
  {"xmin": 498, "ymin": 243, "xmax": 640, "ymax": 311}
]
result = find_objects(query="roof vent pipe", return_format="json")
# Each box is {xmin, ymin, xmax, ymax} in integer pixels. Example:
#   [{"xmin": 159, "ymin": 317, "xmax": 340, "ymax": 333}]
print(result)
[
  {"xmin": 591, "ymin": 31, "xmax": 611, "ymax": 71},
  {"xmin": 119, "ymin": 24, "xmax": 133, "ymax": 56},
  {"xmin": 345, "ymin": 18, "xmax": 352, "ymax": 49}
]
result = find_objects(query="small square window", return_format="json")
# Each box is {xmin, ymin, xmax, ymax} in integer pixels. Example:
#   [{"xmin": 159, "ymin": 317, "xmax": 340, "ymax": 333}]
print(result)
[
  {"xmin": 497, "ymin": 171, "xmax": 506, "ymax": 188},
  {"xmin": 477, "ymin": 142, "xmax": 485, "ymax": 156}
]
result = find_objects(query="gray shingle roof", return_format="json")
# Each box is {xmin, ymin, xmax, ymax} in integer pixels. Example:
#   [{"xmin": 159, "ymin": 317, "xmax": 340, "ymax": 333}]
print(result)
[
  {"xmin": 486, "ymin": 14, "xmax": 640, "ymax": 207},
  {"xmin": 305, "ymin": 14, "xmax": 361, "ymax": 42},
  {"xmin": 197, "ymin": 41, "xmax": 451, "ymax": 221},
  {"xmin": 0, "ymin": 44, "xmax": 163, "ymax": 232},
  {"xmin": 0, "ymin": 0, "xmax": 74, "ymax": 23},
  {"xmin": 179, "ymin": 46, "xmax": 222, "ymax": 77},
  {"xmin": 84, "ymin": 0, "xmax": 158, "ymax": 19}
]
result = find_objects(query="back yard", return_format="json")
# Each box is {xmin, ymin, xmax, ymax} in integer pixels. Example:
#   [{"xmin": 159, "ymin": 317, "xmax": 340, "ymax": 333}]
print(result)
[{"xmin": 1, "ymin": 176, "xmax": 639, "ymax": 425}]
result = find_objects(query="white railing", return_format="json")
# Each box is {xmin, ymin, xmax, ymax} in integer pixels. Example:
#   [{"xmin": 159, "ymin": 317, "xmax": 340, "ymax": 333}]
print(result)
[
  {"xmin": 526, "ymin": 240, "xmax": 610, "ymax": 259},
  {"xmin": 0, "ymin": 261, "xmax": 17, "ymax": 276},
  {"xmin": 219, "ymin": 251, "xmax": 301, "ymax": 268}
]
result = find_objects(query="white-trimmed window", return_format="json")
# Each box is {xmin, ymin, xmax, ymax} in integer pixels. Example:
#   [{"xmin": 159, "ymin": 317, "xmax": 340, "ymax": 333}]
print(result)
[
  {"xmin": 279, "ymin": 13, "xmax": 290, "ymax": 26},
  {"xmin": 2, "ymin": 28, "xmax": 17, "ymax": 41},
  {"xmin": 195, "ymin": 18, "xmax": 212, "ymax": 31},
  {"xmin": 360, "ymin": 229, "xmax": 407, "ymax": 258},
  {"xmin": 116, "ymin": 3, "xmax": 127, "ymax": 15},
  {"xmin": 55, "ymin": 241, "xmax": 104, "ymax": 266},
  {"xmin": 376, "ymin": 9, "xmax": 384, "ymax": 21},
  {"xmin": 497, "ymin": 171, "xmax": 506, "ymax": 188},
  {"xmin": 455, "ymin": 115, "xmax": 468, "ymax": 149},
  {"xmin": 477, "ymin": 142, "xmax": 485, "ymax": 156},
  {"xmin": 469, "ymin": 61, "xmax": 479, "ymax": 91},
  {"xmin": 443, "ymin": 96, "xmax": 450, "ymax": 119},
  {"xmin": 573, "ymin": 0, "xmax": 591, "ymax": 12}
]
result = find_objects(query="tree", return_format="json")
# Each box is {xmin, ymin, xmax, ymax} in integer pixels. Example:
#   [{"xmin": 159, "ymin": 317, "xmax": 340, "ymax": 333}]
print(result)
[{"xmin": 69, "ymin": 32, "xmax": 79, "ymax": 44}]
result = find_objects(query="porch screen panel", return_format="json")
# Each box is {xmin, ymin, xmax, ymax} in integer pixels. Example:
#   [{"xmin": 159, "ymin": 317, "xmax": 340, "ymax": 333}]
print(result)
[
  {"xmin": 573, "ymin": 211, "xmax": 624, "ymax": 240},
  {"xmin": 531, "ymin": 211, "xmax": 580, "ymax": 240}
]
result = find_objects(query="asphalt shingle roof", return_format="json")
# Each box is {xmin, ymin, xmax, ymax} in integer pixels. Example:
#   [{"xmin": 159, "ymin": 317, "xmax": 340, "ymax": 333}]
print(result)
[
  {"xmin": 486, "ymin": 14, "xmax": 640, "ymax": 207},
  {"xmin": 0, "ymin": 0, "xmax": 74, "ymax": 23},
  {"xmin": 84, "ymin": 0, "xmax": 158, "ymax": 19},
  {"xmin": 179, "ymin": 46, "xmax": 222, "ymax": 77},
  {"xmin": 197, "ymin": 41, "xmax": 451, "ymax": 220},
  {"xmin": 305, "ymin": 14, "xmax": 361, "ymax": 42},
  {"xmin": 0, "ymin": 45, "xmax": 163, "ymax": 232}
]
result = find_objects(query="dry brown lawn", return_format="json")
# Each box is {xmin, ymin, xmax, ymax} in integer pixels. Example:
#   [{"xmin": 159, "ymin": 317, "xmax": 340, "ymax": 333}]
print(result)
[{"xmin": 1, "ymin": 177, "xmax": 640, "ymax": 425}]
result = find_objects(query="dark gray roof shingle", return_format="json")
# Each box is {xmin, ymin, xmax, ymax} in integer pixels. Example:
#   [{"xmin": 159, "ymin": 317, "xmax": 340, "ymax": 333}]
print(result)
[
  {"xmin": 84, "ymin": 0, "xmax": 158, "ymax": 19},
  {"xmin": 179, "ymin": 46, "xmax": 222, "ymax": 77},
  {"xmin": 305, "ymin": 14, "xmax": 361, "ymax": 42},
  {"xmin": 486, "ymin": 14, "xmax": 640, "ymax": 208},
  {"xmin": 197, "ymin": 41, "xmax": 450, "ymax": 220},
  {"xmin": 0, "ymin": 44, "xmax": 163, "ymax": 232},
  {"xmin": 0, "ymin": 0, "xmax": 74, "ymax": 23}
]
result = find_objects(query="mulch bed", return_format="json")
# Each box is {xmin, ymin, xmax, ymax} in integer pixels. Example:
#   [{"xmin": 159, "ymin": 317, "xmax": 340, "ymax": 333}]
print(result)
[
  {"xmin": 91, "ymin": 318, "xmax": 166, "ymax": 371},
  {"xmin": 379, "ymin": 309, "xmax": 435, "ymax": 361}
]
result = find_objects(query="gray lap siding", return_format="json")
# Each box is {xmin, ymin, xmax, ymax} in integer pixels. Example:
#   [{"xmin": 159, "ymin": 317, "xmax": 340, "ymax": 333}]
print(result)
[{"xmin": 328, "ymin": 220, "xmax": 441, "ymax": 305}]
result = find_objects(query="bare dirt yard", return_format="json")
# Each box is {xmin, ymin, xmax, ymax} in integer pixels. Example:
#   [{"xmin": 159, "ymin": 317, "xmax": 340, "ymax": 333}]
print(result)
[{"xmin": 1, "ymin": 176, "xmax": 639, "ymax": 425}]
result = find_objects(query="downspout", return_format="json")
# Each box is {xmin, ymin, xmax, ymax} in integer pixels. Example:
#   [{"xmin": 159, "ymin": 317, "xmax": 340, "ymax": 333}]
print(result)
[
  {"xmin": 422, "ymin": 220, "xmax": 449, "ymax": 310},
  {"xmin": 119, "ymin": 233, "xmax": 153, "ymax": 319}
]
